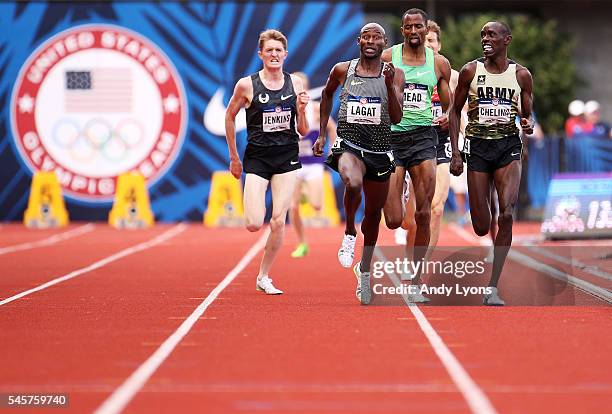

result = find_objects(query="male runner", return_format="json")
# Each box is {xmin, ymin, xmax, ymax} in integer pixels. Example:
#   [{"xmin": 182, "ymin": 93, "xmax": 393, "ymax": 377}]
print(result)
[
  {"xmin": 313, "ymin": 23, "xmax": 404, "ymax": 305},
  {"xmin": 225, "ymin": 29, "xmax": 310, "ymax": 295},
  {"xmin": 449, "ymin": 21, "xmax": 534, "ymax": 305},
  {"xmin": 381, "ymin": 9, "xmax": 452, "ymax": 300}
]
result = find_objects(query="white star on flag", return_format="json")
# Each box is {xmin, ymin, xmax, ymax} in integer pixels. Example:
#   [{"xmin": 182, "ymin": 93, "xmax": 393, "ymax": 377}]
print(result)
[
  {"xmin": 18, "ymin": 94, "xmax": 34, "ymax": 113},
  {"xmin": 163, "ymin": 94, "xmax": 180, "ymax": 114}
]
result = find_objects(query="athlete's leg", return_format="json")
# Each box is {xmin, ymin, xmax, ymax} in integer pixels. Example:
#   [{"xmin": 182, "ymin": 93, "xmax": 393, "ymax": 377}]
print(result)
[
  {"xmin": 407, "ymin": 158, "xmax": 436, "ymax": 282},
  {"xmin": 338, "ymin": 152, "xmax": 366, "ymax": 236},
  {"xmin": 359, "ymin": 178, "xmax": 390, "ymax": 273},
  {"xmin": 467, "ymin": 170, "xmax": 493, "ymax": 237},
  {"xmin": 383, "ymin": 166, "xmax": 406, "ymax": 229},
  {"xmin": 304, "ymin": 173, "xmax": 324, "ymax": 213},
  {"xmin": 403, "ymin": 180, "xmax": 417, "ymax": 262},
  {"xmin": 244, "ymin": 173, "xmax": 269, "ymax": 232},
  {"xmin": 258, "ymin": 170, "xmax": 298, "ymax": 278},
  {"xmin": 428, "ymin": 162, "xmax": 450, "ymax": 252},
  {"xmin": 290, "ymin": 178, "xmax": 305, "ymax": 244},
  {"xmin": 489, "ymin": 160, "xmax": 521, "ymax": 288},
  {"xmin": 489, "ymin": 183, "xmax": 498, "ymax": 242}
]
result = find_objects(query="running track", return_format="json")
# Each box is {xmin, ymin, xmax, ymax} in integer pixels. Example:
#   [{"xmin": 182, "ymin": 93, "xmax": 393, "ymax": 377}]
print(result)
[{"xmin": 0, "ymin": 222, "xmax": 610, "ymax": 413}]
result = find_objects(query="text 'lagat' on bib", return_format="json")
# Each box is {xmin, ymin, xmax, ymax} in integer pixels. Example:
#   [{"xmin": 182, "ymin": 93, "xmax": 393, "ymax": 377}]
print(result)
[{"xmin": 347, "ymin": 96, "xmax": 381, "ymax": 125}]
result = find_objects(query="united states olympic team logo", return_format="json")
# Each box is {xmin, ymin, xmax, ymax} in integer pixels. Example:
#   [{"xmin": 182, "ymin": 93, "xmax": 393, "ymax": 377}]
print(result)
[{"xmin": 11, "ymin": 24, "xmax": 187, "ymax": 201}]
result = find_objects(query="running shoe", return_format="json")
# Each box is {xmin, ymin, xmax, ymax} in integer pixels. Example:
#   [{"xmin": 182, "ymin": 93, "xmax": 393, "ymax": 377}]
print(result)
[
  {"xmin": 353, "ymin": 262, "xmax": 371, "ymax": 305},
  {"xmin": 407, "ymin": 284, "xmax": 430, "ymax": 303},
  {"xmin": 338, "ymin": 234, "xmax": 357, "ymax": 268},
  {"xmin": 394, "ymin": 228, "xmax": 408, "ymax": 245},
  {"xmin": 291, "ymin": 242, "xmax": 309, "ymax": 258},
  {"xmin": 483, "ymin": 287, "xmax": 505, "ymax": 306},
  {"xmin": 256, "ymin": 276, "xmax": 283, "ymax": 295},
  {"xmin": 484, "ymin": 246, "xmax": 494, "ymax": 263}
]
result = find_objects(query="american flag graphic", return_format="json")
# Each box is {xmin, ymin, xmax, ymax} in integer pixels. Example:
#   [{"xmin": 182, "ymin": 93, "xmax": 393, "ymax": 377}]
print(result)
[{"xmin": 65, "ymin": 68, "xmax": 132, "ymax": 113}]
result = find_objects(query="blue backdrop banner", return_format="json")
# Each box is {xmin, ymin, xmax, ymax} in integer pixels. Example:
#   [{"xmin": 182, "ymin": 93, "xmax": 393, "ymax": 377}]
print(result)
[{"xmin": 0, "ymin": 1, "xmax": 364, "ymax": 221}]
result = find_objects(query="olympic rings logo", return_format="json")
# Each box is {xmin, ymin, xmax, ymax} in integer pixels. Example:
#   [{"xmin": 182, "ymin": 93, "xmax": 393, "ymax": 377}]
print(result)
[{"xmin": 52, "ymin": 118, "xmax": 144, "ymax": 163}]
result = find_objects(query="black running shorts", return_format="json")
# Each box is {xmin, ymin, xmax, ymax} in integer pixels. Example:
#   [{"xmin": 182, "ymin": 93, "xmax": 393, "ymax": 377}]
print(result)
[
  {"xmin": 243, "ymin": 142, "xmax": 301, "ymax": 180},
  {"xmin": 464, "ymin": 135, "xmax": 522, "ymax": 174},
  {"xmin": 391, "ymin": 126, "xmax": 437, "ymax": 169},
  {"xmin": 325, "ymin": 138, "xmax": 395, "ymax": 182}
]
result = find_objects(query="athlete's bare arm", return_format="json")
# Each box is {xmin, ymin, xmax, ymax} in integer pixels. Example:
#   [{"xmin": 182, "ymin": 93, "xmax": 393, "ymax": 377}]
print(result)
[
  {"xmin": 516, "ymin": 64, "xmax": 534, "ymax": 135},
  {"xmin": 384, "ymin": 62, "xmax": 405, "ymax": 124},
  {"xmin": 381, "ymin": 47, "xmax": 393, "ymax": 63},
  {"xmin": 434, "ymin": 54, "xmax": 452, "ymax": 129},
  {"xmin": 290, "ymin": 73, "xmax": 311, "ymax": 136},
  {"xmin": 449, "ymin": 61, "xmax": 476, "ymax": 176},
  {"xmin": 225, "ymin": 77, "xmax": 253, "ymax": 179},
  {"xmin": 313, "ymin": 62, "xmax": 348, "ymax": 156}
]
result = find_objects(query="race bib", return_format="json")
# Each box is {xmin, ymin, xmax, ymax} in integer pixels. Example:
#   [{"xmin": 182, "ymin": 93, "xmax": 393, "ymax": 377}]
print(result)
[
  {"xmin": 478, "ymin": 98, "xmax": 512, "ymax": 125},
  {"xmin": 463, "ymin": 138, "xmax": 470, "ymax": 155},
  {"xmin": 263, "ymin": 105, "xmax": 292, "ymax": 132},
  {"xmin": 431, "ymin": 101, "xmax": 443, "ymax": 123},
  {"xmin": 403, "ymin": 83, "xmax": 428, "ymax": 111},
  {"xmin": 347, "ymin": 96, "xmax": 381, "ymax": 125}
]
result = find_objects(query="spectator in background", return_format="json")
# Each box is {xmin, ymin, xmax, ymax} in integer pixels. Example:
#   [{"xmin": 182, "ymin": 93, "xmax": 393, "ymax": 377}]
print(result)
[
  {"xmin": 585, "ymin": 100, "xmax": 612, "ymax": 139},
  {"xmin": 564, "ymin": 99, "xmax": 593, "ymax": 138}
]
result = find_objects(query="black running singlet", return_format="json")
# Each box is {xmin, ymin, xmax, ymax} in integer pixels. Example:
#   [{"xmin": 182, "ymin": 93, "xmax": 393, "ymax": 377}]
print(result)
[{"xmin": 246, "ymin": 72, "xmax": 299, "ymax": 146}]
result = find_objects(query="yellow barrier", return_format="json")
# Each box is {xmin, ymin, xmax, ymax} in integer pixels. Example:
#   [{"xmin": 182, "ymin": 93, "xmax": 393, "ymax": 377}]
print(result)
[
  {"xmin": 24, "ymin": 171, "xmax": 69, "ymax": 228},
  {"xmin": 204, "ymin": 171, "xmax": 245, "ymax": 227},
  {"xmin": 109, "ymin": 172, "xmax": 154, "ymax": 229}
]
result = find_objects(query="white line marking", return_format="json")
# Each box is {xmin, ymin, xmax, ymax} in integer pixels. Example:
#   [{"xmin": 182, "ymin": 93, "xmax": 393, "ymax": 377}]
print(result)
[
  {"xmin": 522, "ymin": 245, "xmax": 612, "ymax": 282},
  {"xmin": 0, "ymin": 223, "xmax": 95, "ymax": 255},
  {"xmin": 448, "ymin": 224, "xmax": 612, "ymax": 304},
  {"xmin": 376, "ymin": 249, "xmax": 498, "ymax": 414},
  {"xmin": 0, "ymin": 224, "xmax": 186, "ymax": 306},
  {"xmin": 94, "ymin": 228, "xmax": 270, "ymax": 414},
  {"xmin": 507, "ymin": 250, "xmax": 612, "ymax": 304}
]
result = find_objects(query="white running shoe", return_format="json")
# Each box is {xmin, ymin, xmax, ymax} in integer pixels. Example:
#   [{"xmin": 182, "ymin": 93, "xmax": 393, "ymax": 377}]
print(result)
[
  {"xmin": 353, "ymin": 263, "xmax": 371, "ymax": 305},
  {"xmin": 400, "ymin": 266, "xmax": 415, "ymax": 281},
  {"xmin": 394, "ymin": 228, "xmax": 408, "ymax": 245},
  {"xmin": 483, "ymin": 287, "xmax": 505, "ymax": 306},
  {"xmin": 407, "ymin": 284, "xmax": 430, "ymax": 303},
  {"xmin": 256, "ymin": 276, "xmax": 283, "ymax": 295},
  {"xmin": 484, "ymin": 246, "xmax": 494, "ymax": 263},
  {"xmin": 338, "ymin": 234, "xmax": 357, "ymax": 268}
]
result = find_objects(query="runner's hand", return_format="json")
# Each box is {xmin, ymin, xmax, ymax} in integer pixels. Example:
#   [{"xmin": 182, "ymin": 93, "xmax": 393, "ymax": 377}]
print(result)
[
  {"xmin": 312, "ymin": 136, "xmax": 326, "ymax": 157},
  {"xmin": 383, "ymin": 62, "xmax": 395, "ymax": 87},
  {"xmin": 433, "ymin": 113, "xmax": 449, "ymax": 130},
  {"xmin": 450, "ymin": 152, "xmax": 463, "ymax": 176},
  {"xmin": 520, "ymin": 117, "xmax": 534, "ymax": 135},
  {"xmin": 230, "ymin": 159, "xmax": 242, "ymax": 179},
  {"xmin": 298, "ymin": 91, "xmax": 310, "ymax": 112}
]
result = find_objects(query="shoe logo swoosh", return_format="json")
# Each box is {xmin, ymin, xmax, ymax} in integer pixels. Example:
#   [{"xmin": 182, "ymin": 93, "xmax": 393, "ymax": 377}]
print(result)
[
  {"xmin": 203, "ymin": 88, "xmax": 247, "ymax": 136},
  {"xmin": 204, "ymin": 86, "xmax": 324, "ymax": 136},
  {"xmin": 511, "ymin": 152, "xmax": 520, "ymax": 156},
  {"xmin": 281, "ymin": 94, "xmax": 293, "ymax": 100},
  {"xmin": 290, "ymin": 160, "xmax": 299, "ymax": 165}
]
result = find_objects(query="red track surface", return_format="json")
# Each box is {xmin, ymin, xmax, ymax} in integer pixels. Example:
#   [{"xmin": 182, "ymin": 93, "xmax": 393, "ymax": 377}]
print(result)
[{"xmin": 0, "ymin": 223, "xmax": 610, "ymax": 414}]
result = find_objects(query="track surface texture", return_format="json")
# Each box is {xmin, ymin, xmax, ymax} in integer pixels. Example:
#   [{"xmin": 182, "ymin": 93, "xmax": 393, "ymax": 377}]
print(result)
[{"xmin": 0, "ymin": 222, "xmax": 610, "ymax": 414}]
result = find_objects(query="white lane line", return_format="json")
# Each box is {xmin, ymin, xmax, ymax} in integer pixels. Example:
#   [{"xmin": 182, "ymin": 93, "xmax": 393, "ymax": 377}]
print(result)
[
  {"xmin": 94, "ymin": 227, "xmax": 270, "ymax": 414},
  {"xmin": 376, "ymin": 250, "xmax": 498, "ymax": 414},
  {"xmin": 507, "ymin": 250, "xmax": 612, "ymax": 304},
  {"xmin": 522, "ymin": 245, "xmax": 612, "ymax": 282},
  {"xmin": 0, "ymin": 224, "xmax": 187, "ymax": 306},
  {"xmin": 448, "ymin": 224, "xmax": 612, "ymax": 304},
  {"xmin": 0, "ymin": 223, "xmax": 95, "ymax": 255}
]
